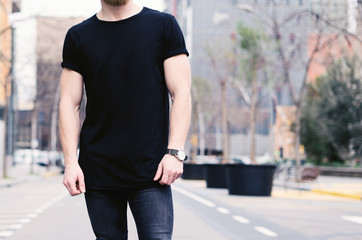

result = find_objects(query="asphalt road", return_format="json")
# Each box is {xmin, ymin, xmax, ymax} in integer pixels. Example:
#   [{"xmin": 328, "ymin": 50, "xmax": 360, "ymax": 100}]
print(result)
[{"xmin": 0, "ymin": 175, "xmax": 362, "ymax": 240}]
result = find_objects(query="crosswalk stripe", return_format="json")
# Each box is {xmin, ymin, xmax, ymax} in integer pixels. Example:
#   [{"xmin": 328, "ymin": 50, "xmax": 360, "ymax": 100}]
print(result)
[
  {"xmin": 0, "ymin": 231, "xmax": 13, "ymax": 238},
  {"xmin": 9, "ymin": 224, "xmax": 23, "ymax": 230},
  {"xmin": 18, "ymin": 218, "xmax": 31, "ymax": 224},
  {"xmin": 0, "ymin": 180, "xmax": 68, "ymax": 239}
]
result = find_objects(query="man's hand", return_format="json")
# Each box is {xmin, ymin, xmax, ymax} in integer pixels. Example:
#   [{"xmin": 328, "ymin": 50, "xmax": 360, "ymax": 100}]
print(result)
[
  {"xmin": 63, "ymin": 162, "xmax": 86, "ymax": 196},
  {"xmin": 153, "ymin": 154, "xmax": 183, "ymax": 185}
]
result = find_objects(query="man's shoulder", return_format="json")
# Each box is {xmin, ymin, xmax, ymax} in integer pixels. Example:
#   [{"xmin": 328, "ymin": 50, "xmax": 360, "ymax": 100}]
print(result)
[
  {"xmin": 143, "ymin": 7, "xmax": 174, "ymax": 22},
  {"xmin": 67, "ymin": 15, "xmax": 96, "ymax": 34}
]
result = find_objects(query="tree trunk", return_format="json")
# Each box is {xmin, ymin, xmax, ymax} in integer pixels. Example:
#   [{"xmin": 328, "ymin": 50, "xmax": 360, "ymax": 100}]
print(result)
[
  {"xmin": 48, "ymin": 82, "xmax": 60, "ymax": 167},
  {"xmin": 250, "ymin": 74, "xmax": 257, "ymax": 165},
  {"xmin": 197, "ymin": 104, "xmax": 205, "ymax": 156},
  {"xmin": 295, "ymin": 105, "xmax": 302, "ymax": 180},
  {"xmin": 2, "ymin": 103, "xmax": 8, "ymax": 178},
  {"xmin": 221, "ymin": 81, "xmax": 228, "ymax": 164},
  {"xmin": 190, "ymin": 103, "xmax": 198, "ymax": 163},
  {"xmin": 30, "ymin": 109, "xmax": 38, "ymax": 174}
]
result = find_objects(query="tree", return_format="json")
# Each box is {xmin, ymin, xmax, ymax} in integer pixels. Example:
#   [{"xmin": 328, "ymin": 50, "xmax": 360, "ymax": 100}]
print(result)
[
  {"xmin": 190, "ymin": 77, "xmax": 211, "ymax": 161},
  {"xmin": 236, "ymin": 24, "xmax": 268, "ymax": 164},
  {"xmin": 300, "ymin": 84, "xmax": 340, "ymax": 165},
  {"xmin": 207, "ymin": 44, "xmax": 234, "ymax": 163},
  {"xmin": 301, "ymin": 57, "xmax": 362, "ymax": 164},
  {"xmin": 240, "ymin": 0, "xmax": 361, "ymax": 177}
]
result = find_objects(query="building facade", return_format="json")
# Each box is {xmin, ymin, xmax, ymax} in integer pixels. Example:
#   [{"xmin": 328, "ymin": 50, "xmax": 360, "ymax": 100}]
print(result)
[
  {"xmin": 0, "ymin": 0, "xmax": 12, "ymax": 115},
  {"xmin": 308, "ymin": 0, "xmax": 361, "ymax": 82},
  {"xmin": 0, "ymin": 0, "xmax": 13, "ymax": 172},
  {"xmin": 10, "ymin": 0, "xmax": 98, "ymax": 152}
]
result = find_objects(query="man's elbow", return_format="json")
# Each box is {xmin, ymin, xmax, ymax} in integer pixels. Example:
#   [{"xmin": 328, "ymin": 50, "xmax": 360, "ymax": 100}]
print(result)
[
  {"xmin": 173, "ymin": 87, "xmax": 191, "ymax": 100},
  {"xmin": 59, "ymin": 98, "xmax": 81, "ymax": 114}
]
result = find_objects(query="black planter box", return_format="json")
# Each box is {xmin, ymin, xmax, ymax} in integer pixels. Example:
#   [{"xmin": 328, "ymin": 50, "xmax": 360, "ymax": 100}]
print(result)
[
  {"xmin": 226, "ymin": 164, "xmax": 276, "ymax": 196},
  {"xmin": 205, "ymin": 164, "xmax": 227, "ymax": 188},
  {"xmin": 182, "ymin": 163, "xmax": 205, "ymax": 180}
]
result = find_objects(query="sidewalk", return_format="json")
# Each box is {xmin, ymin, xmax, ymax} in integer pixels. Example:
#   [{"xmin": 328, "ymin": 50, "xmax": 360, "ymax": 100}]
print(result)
[
  {"xmin": 273, "ymin": 176, "xmax": 362, "ymax": 200},
  {"xmin": 0, "ymin": 164, "xmax": 62, "ymax": 188}
]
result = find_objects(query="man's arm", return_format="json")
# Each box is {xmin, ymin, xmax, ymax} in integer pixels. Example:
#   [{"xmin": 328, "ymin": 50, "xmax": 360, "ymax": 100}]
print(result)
[
  {"xmin": 59, "ymin": 68, "xmax": 85, "ymax": 196},
  {"xmin": 154, "ymin": 54, "xmax": 192, "ymax": 185}
]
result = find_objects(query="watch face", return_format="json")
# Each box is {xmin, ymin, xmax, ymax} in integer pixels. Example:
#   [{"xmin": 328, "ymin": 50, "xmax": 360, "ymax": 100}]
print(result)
[{"xmin": 177, "ymin": 150, "xmax": 186, "ymax": 160}]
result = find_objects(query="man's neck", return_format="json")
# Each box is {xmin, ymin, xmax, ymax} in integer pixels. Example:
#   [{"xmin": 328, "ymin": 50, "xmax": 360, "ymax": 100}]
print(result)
[{"xmin": 98, "ymin": 0, "xmax": 142, "ymax": 22}]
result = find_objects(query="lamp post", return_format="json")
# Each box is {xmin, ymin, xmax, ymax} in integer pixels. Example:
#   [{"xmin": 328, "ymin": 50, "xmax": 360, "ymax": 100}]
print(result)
[{"xmin": 3, "ymin": 26, "xmax": 15, "ymax": 178}]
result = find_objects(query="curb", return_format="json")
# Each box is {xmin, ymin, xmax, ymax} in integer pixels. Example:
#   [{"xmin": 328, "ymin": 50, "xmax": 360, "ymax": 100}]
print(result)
[
  {"xmin": 41, "ymin": 170, "xmax": 62, "ymax": 178},
  {"xmin": 310, "ymin": 189, "xmax": 362, "ymax": 200},
  {"xmin": 273, "ymin": 183, "xmax": 362, "ymax": 200},
  {"xmin": 0, "ymin": 170, "xmax": 62, "ymax": 189},
  {"xmin": 0, "ymin": 179, "xmax": 28, "ymax": 189}
]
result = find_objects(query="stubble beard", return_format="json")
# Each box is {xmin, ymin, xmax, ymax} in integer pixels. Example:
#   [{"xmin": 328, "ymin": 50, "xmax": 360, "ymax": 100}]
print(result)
[{"xmin": 103, "ymin": 0, "xmax": 129, "ymax": 6}]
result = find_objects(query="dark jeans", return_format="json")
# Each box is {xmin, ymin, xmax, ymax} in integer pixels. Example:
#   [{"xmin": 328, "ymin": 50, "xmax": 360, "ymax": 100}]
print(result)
[{"xmin": 84, "ymin": 185, "xmax": 173, "ymax": 240}]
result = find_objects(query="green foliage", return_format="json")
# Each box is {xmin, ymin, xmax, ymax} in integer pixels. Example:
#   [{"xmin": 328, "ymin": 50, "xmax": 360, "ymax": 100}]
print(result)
[
  {"xmin": 301, "ymin": 56, "xmax": 362, "ymax": 165},
  {"xmin": 238, "ymin": 23, "xmax": 267, "ymax": 79},
  {"xmin": 238, "ymin": 24, "xmax": 266, "ymax": 52}
]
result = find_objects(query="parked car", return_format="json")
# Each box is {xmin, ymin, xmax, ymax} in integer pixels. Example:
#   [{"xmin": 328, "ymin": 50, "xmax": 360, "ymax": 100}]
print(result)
[{"xmin": 14, "ymin": 149, "xmax": 64, "ymax": 167}]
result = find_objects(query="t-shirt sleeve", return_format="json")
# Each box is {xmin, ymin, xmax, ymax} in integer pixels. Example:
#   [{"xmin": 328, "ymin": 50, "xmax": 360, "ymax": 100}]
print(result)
[
  {"xmin": 163, "ymin": 16, "xmax": 189, "ymax": 60},
  {"xmin": 61, "ymin": 30, "xmax": 82, "ymax": 74}
]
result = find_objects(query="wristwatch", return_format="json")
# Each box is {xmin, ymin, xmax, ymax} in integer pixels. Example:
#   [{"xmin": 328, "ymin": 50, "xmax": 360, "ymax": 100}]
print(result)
[{"xmin": 166, "ymin": 149, "xmax": 188, "ymax": 161}]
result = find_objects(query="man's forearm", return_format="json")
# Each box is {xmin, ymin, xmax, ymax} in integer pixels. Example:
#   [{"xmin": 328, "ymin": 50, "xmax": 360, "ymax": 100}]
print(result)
[
  {"xmin": 167, "ymin": 92, "xmax": 192, "ymax": 150},
  {"xmin": 59, "ymin": 99, "xmax": 81, "ymax": 166}
]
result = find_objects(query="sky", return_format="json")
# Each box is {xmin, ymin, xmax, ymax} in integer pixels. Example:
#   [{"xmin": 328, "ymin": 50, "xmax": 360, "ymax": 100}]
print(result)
[{"xmin": 20, "ymin": 0, "xmax": 164, "ymax": 17}]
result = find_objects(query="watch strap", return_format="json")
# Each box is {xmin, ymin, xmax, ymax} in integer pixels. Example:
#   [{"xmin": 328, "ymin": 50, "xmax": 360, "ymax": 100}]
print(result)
[
  {"xmin": 166, "ymin": 148, "xmax": 188, "ymax": 161},
  {"xmin": 167, "ymin": 149, "xmax": 179, "ymax": 156}
]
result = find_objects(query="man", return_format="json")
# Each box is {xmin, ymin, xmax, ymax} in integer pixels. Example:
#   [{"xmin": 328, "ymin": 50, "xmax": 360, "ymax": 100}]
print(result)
[{"xmin": 59, "ymin": 0, "xmax": 191, "ymax": 239}]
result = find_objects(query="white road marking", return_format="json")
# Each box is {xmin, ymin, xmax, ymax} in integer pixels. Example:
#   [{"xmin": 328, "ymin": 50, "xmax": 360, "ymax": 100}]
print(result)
[
  {"xmin": 40, "ymin": 205, "xmax": 49, "ymax": 211},
  {"xmin": 18, "ymin": 218, "xmax": 31, "ymax": 224},
  {"xmin": 254, "ymin": 226, "xmax": 278, "ymax": 237},
  {"xmin": 0, "ymin": 214, "xmax": 27, "ymax": 219},
  {"xmin": 28, "ymin": 213, "xmax": 38, "ymax": 218},
  {"xmin": 232, "ymin": 215, "xmax": 250, "ymax": 224},
  {"xmin": 172, "ymin": 185, "xmax": 216, "ymax": 207},
  {"xmin": 0, "ymin": 231, "xmax": 14, "ymax": 237},
  {"xmin": 216, "ymin": 207, "xmax": 230, "ymax": 214},
  {"xmin": 9, "ymin": 224, "xmax": 23, "ymax": 230},
  {"xmin": 342, "ymin": 216, "xmax": 362, "ymax": 225},
  {"xmin": 34, "ymin": 209, "xmax": 44, "ymax": 214}
]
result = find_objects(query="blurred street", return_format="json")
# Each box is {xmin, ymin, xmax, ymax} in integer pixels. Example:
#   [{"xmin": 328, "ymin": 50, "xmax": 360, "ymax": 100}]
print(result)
[
  {"xmin": 0, "ymin": 172, "xmax": 362, "ymax": 240},
  {"xmin": 0, "ymin": 0, "xmax": 361, "ymax": 239}
]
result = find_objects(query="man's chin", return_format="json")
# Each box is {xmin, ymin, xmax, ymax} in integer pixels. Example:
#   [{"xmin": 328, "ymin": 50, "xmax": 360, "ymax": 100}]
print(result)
[{"xmin": 103, "ymin": 0, "xmax": 129, "ymax": 7}]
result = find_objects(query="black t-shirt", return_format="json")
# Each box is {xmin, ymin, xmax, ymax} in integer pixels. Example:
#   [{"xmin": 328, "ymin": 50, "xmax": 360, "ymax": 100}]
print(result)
[{"xmin": 61, "ymin": 7, "xmax": 189, "ymax": 190}]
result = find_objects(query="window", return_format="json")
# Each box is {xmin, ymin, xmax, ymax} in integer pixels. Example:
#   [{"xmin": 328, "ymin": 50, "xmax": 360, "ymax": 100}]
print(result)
[
  {"xmin": 12, "ymin": 0, "xmax": 21, "ymax": 13},
  {"xmin": 38, "ymin": 112, "xmax": 45, "ymax": 125},
  {"xmin": 289, "ymin": 33, "xmax": 295, "ymax": 44},
  {"xmin": 299, "ymin": 0, "xmax": 303, "ymax": 6},
  {"xmin": 0, "ymin": 107, "xmax": 4, "ymax": 120}
]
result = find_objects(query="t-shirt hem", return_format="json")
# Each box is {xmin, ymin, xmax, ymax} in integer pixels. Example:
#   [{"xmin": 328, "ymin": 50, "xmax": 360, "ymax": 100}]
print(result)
[
  {"xmin": 164, "ymin": 49, "xmax": 189, "ymax": 61},
  {"xmin": 85, "ymin": 181, "xmax": 162, "ymax": 191},
  {"xmin": 61, "ymin": 62, "xmax": 83, "ymax": 75}
]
